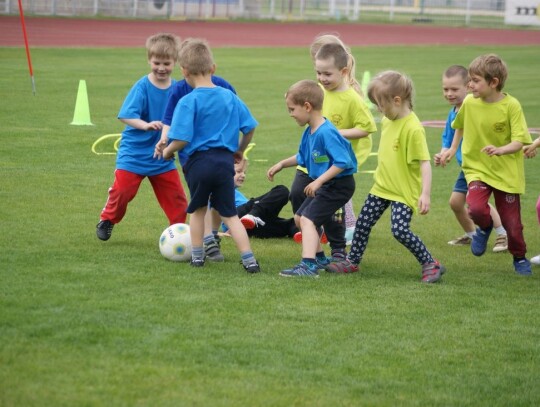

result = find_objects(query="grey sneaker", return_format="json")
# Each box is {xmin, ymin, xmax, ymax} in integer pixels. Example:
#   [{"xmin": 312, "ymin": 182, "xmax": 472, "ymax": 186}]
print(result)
[
  {"xmin": 190, "ymin": 258, "xmax": 205, "ymax": 268},
  {"xmin": 280, "ymin": 262, "xmax": 319, "ymax": 277},
  {"xmin": 447, "ymin": 234, "xmax": 472, "ymax": 246},
  {"xmin": 96, "ymin": 220, "xmax": 114, "ymax": 241},
  {"xmin": 243, "ymin": 261, "xmax": 261, "ymax": 274},
  {"xmin": 204, "ymin": 241, "xmax": 224, "ymax": 262}
]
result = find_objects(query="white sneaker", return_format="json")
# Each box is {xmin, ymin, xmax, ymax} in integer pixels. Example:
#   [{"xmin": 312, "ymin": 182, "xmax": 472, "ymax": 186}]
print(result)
[
  {"xmin": 531, "ymin": 255, "xmax": 540, "ymax": 266},
  {"xmin": 240, "ymin": 214, "xmax": 265, "ymax": 230},
  {"xmin": 492, "ymin": 234, "xmax": 508, "ymax": 253},
  {"xmin": 447, "ymin": 234, "xmax": 472, "ymax": 246}
]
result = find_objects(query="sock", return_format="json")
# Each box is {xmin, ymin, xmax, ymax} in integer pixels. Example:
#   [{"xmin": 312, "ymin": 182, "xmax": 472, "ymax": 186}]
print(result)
[
  {"xmin": 241, "ymin": 251, "xmax": 257, "ymax": 266},
  {"xmin": 466, "ymin": 231, "xmax": 476, "ymax": 238},
  {"xmin": 494, "ymin": 226, "xmax": 506, "ymax": 236},
  {"xmin": 192, "ymin": 246, "xmax": 204, "ymax": 260},
  {"xmin": 203, "ymin": 234, "xmax": 215, "ymax": 246},
  {"xmin": 316, "ymin": 251, "xmax": 329, "ymax": 265},
  {"xmin": 302, "ymin": 258, "xmax": 318, "ymax": 270}
]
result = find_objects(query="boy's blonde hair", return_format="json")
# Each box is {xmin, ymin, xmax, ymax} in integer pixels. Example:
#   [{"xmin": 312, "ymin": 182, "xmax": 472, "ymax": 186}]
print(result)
[
  {"xmin": 285, "ymin": 80, "xmax": 324, "ymax": 111},
  {"xmin": 367, "ymin": 70, "xmax": 415, "ymax": 110},
  {"xmin": 309, "ymin": 33, "xmax": 363, "ymax": 96},
  {"xmin": 468, "ymin": 54, "xmax": 508, "ymax": 91},
  {"xmin": 178, "ymin": 38, "xmax": 214, "ymax": 75},
  {"xmin": 145, "ymin": 33, "xmax": 181, "ymax": 61},
  {"xmin": 444, "ymin": 65, "xmax": 468, "ymax": 85}
]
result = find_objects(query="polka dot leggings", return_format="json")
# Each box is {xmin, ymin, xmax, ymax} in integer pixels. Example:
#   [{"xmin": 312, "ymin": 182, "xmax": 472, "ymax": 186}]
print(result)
[{"xmin": 348, "ymin": 194, "xmax": 434, "ymax": 266}]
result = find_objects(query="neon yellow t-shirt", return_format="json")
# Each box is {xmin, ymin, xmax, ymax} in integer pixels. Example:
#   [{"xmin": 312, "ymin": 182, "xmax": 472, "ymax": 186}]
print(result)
[
  {"xmin": 370, "ymin": 112, "xmax": 430, "ymax": 212},
  {"xmin": 452, "ymin": 93, "xmax": 532, "ymax": 194},
  {"xmin": 322, "ymin": 87, "xmax": 377, "ymax": 167}
]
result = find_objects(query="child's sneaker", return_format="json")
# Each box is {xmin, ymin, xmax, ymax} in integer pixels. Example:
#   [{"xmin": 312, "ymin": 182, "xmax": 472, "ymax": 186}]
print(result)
[
  {"xmin": 204, "ymin": 241, "xmax": 224, "ymax": 262},
  {"xmin": 471, "ymin": 225, "xmax": 492, "ymax": 256},
  {"xmin": 190, "ymin": 258, "xmax": 205, "ymax": 268},
  {"xmin": 240, "ymin": 214, "xmax": 265, "ymax": 230},
  {"xmin": 421, "ymin": 260, "xmax": 445, "ymax": 283},
  {"xmin": 280, "ymin": 262, "xmax": 319, "ymax": 278},
  {"xmin": 531, "ymin": 255, "xmax": 540, "ymax": 266},
  {"xmin": 96, "ymin": 220, "xmax": 114, "ymax": 241},
  {"xmin": 325, "ymin": 257, "xmax": 358, "ymax": 273},
  {"xmin": 447, "ymin": 234, "xmax": 472, "ymax": 246},
  {"xmin": 492, "ymin": 234, "xmax": 508, "ymax": 253},
  {"xmin": 243, "ymin": 261, "xmax": 261, "ymax": 274},
  {"xmin": 315, "ymin": 256, "xmax": 331, "ymax": 270},
  {"xmin": 513, "ymin": 258, "xmax": 532, "ymax": 276},
  {"xmin": 293, "ymin": 231, "xmax": 328, "ymax": 245}
]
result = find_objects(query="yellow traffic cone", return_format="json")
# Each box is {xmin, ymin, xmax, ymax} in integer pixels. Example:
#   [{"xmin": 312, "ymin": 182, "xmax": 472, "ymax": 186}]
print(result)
[{"xmin": 70, "ymin": 79, "xmax": 93, "ymax": 125}]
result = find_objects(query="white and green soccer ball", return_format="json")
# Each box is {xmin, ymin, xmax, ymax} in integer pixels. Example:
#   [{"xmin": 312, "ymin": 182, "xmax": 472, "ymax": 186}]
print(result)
[{"xmin": 159, "ymin": 223, "xmax": 192, "ymax": 262}]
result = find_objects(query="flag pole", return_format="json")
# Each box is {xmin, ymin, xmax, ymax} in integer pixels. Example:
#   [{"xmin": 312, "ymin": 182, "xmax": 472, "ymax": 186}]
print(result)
[{"xmin": 18, "ymin": 0, "xmax": 36, "ymax": 95}]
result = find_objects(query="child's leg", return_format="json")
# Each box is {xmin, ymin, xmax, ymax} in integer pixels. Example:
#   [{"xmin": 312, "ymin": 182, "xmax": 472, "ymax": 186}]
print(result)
[
  {"xmin": 344, "ymin": 199, "xmax": 356, "ymax": 229},
  {"xmin": 289, "ymin": 170, "xmax": 311, "ymax": 214},
  {"xmin": 148, "ymin": 169, "xmax": 188, "ymax": 225},
  {"xmin": 247, "ymin": 185, "xmax": 289, "ymax": 220},
  {"xmin": 348, "ymin": 194, "xmax": 390, "ymax": 265},
  {"xmin": 203, "ymin": 207, "xmax": 224, "ymax": 262},
  {"xmin": 493, "ymin": 189, "xmax": 526, "ymax": 258},
  {"xmin": 299, "ymin": 215, "xmax": 322, "ymax": 259},
  {"xmin": 222, "ymin": 215, "xmax": 259, "ymax": 272},
  {"xmin": 100, "ymin": 169, "xmax": 144, "ymax": 224},
  {"xmin": 189, "ymin": 206, "xmax": 207, "ymax": 250},
  {"xmin": 389, "ymin": 201, "xmax": 434, "ymax": 265},
  {"xmin": 466, "ymin": 181, "xmax": 493, "ymax": 230},
  {"xmin": 449, "ymin": 191, "xmax": 475, "ymax": 234}
]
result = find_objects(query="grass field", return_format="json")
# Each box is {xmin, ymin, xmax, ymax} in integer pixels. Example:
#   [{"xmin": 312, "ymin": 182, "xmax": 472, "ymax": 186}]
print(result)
[{"xmin": 1, "ymin": 44, "xmax": 539, "ymax": 406}]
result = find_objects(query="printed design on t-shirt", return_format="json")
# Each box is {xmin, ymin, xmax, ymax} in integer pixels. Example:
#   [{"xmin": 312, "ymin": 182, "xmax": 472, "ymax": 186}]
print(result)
[
  {"xmin": 493, "ymin": 122, "xmax": 506, "ymax": 133},
  {"xmin": 312, "ymin": 150, "xmax": 329, "ymax": 164},
  {"xmin": 330, "ymin": 113, "xmax": 343, "ymax": 127},
  {"xmin": 392, "ymin": 138, "xmax": 400, "ymax": 151}
]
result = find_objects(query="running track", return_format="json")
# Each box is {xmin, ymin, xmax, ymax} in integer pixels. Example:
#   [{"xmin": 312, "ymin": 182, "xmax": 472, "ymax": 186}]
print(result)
[{"xmin": 2, "ymin": 15, "xmax": 540, "ymax": 47}]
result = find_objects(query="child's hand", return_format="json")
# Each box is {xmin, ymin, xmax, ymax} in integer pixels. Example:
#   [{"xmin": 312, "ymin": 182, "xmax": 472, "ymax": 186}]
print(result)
[
  {"xmin": 144, "ymin": 121, "xmax": 163, "ymax": 131},
  {"xmin": 153, "ymin": 137, "xmax": 167, "ymax": 159},
  {"xmin": 162, "ymin": 146, "xmax": 174, "ymax": 160},
  {"xmin": 267, "ymin": 163, "xmax": 283, "ymax": 181},
  {"xmin": 439, "ymin": 149, "xmax": 455, "ymax": 167},
  {"xmin": 418, "ymin": 193, "xmax": 431, "ymax": 215},
  {"xmin": 433, "ymin": 153, "xmax": 442, "ymax": 166},
  {"xmin": 481, "ymin": 145, "xmax": 502, "ymax": 156},
  {"xmin": 523, "ymin": 144, "xmax": 537, "ymax": 158},
  {"xmin": 233, "ymin": 151, "xmax": 244, "ymax": 164},
  {"xmin": 304, "ymin": 180, "xmax": 322, "ymax": 197}
]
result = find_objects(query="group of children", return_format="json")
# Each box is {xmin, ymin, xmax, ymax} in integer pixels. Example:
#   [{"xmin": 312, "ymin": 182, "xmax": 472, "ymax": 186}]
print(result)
[{"xmin": 95, "ymin": 32, "xmax": 538, "ymax": 281}]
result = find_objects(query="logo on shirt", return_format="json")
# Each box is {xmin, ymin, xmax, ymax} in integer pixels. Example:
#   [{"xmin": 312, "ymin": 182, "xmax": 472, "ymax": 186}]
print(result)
[
  {"xmin": 493, "ymin": 122, "xmax": 507, "ymax": 133},
  {"xmin": 312, "ymin": 150, "xmax": 329, "ymax": 163},
  {"xmin": 392, "ymin": 139, "xmax": 400, "ymax": 151},
  {"xmin": 330, "ymin": 114, "xmax": 343, "ymax": 127}
]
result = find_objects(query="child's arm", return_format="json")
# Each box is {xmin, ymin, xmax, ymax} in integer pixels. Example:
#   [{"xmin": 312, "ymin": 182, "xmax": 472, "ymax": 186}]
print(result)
[
  {"xmin": 234, "ymin": 129, "xmax": 255, "ymax": 163},
  {"xmin": 418, "ymin": 160, "xmax": 432, "ymax": 215},
  {"xmin": 267, "ymin": 155, "xmax": 297, "ymax": 181},
  {"xmin": 304, "ymin": 165, "xmax": 344, "ymax": 197},
  {"xmin": 439, "ymin": 128, "xmax": 463, "ymax": 167},
  {"xmin": 481, "ymin": 141, "xmax": 524, "ymax": 157},
  {"xmin": 158, "ymin": 140, "xmax": 187, "ymax": 160},
  {"xmin": 120, "ymin": 118, "xmax": 163, "ymax": 131},
  {"xmin": 523, "ymin": 136, "xmax": 540, "ymax": 158},
  {"xmin": 339, "ymin": 128, "xmax": 371, "ymax": 140}
]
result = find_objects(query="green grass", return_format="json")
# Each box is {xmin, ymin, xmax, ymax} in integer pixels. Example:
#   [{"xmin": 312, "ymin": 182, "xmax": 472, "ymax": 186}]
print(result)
[{"xmin": 1, "ymin": 45, "xmax": 539, "ymax": 406}]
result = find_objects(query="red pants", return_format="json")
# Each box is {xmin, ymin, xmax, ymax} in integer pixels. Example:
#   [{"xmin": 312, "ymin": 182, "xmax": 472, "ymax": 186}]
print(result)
[
  {"xmin": 100, "ymin": 169, "xmax": 188, "ymax": 225},
  {"xmin": 467, "ymin": 181, "xmax": 526, "ymax": 257}
]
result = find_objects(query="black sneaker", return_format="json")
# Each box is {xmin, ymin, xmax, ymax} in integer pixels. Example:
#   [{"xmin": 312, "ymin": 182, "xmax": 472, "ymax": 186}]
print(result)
[
  {"xmin": 243, "ymin": 261, "xmax": 261, "ymax": 274},
  {"xmin": 190, "ymin": 258, "xmax": 205, "ymax": 268},
  {"xmin": 96, "ymin": 220, "xmax": 114, "ymax": 241},
  {"xmin": 204, "ymin": 241, "xmax": 224, "ymax": 262}
]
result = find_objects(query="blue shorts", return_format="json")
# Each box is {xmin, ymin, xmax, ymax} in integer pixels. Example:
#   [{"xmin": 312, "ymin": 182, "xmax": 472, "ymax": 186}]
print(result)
[
  {"xmin": 183, "ymin": 149, "xmax": 237, "ymax": 216},
  {"xmin": 297, "ymin": 175, "xmax": 355, "ymax": 228},
  {"xmin": 453, "ymin": 170, "xmax": 468, "ymax": 194}
]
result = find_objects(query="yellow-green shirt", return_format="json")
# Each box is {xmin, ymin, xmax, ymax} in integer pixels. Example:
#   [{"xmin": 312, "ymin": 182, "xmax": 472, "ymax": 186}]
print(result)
[
  {"xmin": 370, "ymin": 112, "xmax": 430, "ymax": 212},
  {"xmin": 322, "ymin": 87, "xmax": 377, "ymax": 167},
  {"xmin": 452, "ymin": 93, "xmax": 531, "ymax": 194}
]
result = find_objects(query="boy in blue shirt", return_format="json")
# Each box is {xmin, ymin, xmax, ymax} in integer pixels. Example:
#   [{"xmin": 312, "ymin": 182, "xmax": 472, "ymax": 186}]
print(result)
[
  {"xmin": 96, "ymin": 33, "xmax": 188, "ymax": 241},
  {"xmin": 154, "ymin": 38, "xmax": 260, "ymax": 273},
  {"xmin": 267, "ymin": 80, "xmax": 357, "ymax": 277}
]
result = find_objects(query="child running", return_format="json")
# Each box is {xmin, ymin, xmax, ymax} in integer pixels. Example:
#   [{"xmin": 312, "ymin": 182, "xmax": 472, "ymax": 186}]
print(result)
[
  {"xmin": 96, "ymin": 33, "xmax": 188, "ymax": 241},
  {"xmin": 267, "ymin": 80, "xmax": 357, "ymax": 277},
  {"xmin": 327, "ymin": 70, "xmax": 446, "ymax": 283},
  {"xmin": 154, "ymin": 38, "xmax": 260, "ymax": 273},
  {"xmin": 440, "ymin": 54, "xmax": 533, "ymax": 275},
  {"xmin": 434, "ymin": 65, "xmax": 508, "ymax": 252}
]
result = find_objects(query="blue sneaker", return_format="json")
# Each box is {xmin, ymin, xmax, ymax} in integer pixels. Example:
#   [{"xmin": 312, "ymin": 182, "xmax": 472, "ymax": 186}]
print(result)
[
  {"xmin": 315, "ymin": 256, "xmax": 331, "ymax": 270},
  {"xmin": 280, "ymin": 262, "xmax": 319, "ymax": 278},
  {"xmin": 471, "ymin": 225, "xmax": 492, "ymax": 256},
  {"xmin": 513, "ymin": 258, "xmax": 532, "ymax": 276}
]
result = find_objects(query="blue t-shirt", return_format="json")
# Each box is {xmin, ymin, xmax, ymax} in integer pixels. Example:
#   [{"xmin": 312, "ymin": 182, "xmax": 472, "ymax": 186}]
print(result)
[
  {"xmin": 168, "ymin": 87, "xmax": 258, "ymax": 163},
  {"xmin": 116, "ymin": 75, "xmax": 176, "ymax": 176},
  {"xmin": 296, "ymin": 119, "xmax": 357, "ymax": 180},
  {"xmin": 162, "ymin": 75, "xmax": 236, "ymax": 126},
  {"xmin": 441, "ymin": 107, "xmax": 463, "ymax": 166}
]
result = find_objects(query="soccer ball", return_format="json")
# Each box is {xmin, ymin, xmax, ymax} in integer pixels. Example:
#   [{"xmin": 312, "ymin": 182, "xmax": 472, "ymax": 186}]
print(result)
[{"xmin": 159, "ymin": 223, "xmax": 192, "ymax": 262}]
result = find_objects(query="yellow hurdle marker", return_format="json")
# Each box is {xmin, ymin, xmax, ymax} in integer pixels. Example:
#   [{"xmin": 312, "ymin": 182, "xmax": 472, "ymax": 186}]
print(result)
[
  {"xmin": 243, "ymin": 142, "xmax": 256, "ymax": 160},
  {"xmin": 92, "ymin": 133, "xmax": 121, "ymax": 155}
]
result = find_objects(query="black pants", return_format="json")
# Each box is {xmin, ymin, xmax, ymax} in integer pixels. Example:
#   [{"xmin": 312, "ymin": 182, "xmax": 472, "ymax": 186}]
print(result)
[
  {"xmin": 289, "ymin": 169, "xmax": 346, "ymax": 251},
  {"xmin": 238, "ymin": 185, "xmax": 298, "ymax": 239}
]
